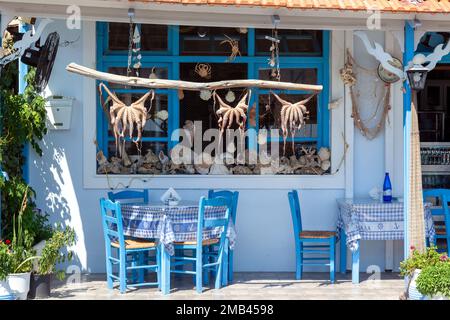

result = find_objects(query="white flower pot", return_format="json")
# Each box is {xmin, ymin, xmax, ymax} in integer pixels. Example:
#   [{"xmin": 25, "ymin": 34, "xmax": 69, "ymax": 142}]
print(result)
[
  {"xmin": 407, "ymin": 269, "xmax": 426, "ymax": 300},
  {"xmin": 0, "ymin": 272, "xmax": 31, "ymax": 300}
]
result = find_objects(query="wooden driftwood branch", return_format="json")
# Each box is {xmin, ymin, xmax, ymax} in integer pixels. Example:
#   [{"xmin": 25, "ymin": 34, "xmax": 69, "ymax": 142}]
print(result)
[{"xmin": 66, "ymin": 63, "xmax": 323, "ymax": 92}]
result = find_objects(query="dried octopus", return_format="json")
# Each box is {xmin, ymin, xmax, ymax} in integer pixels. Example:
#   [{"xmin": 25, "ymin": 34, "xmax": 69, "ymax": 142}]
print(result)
[
  {"xmin": 272, "ymin": 92, "xmax": 316, "ymax": 155},
  {"xmin": 214, "ymin": 90, "xmax": 250, "ymax": 134},
  {"xmin": 99, "ymin": 82, "xmax": 154, "ymax": 156}
]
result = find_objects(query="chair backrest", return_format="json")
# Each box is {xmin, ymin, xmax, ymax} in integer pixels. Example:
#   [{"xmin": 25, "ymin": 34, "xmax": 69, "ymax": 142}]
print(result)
[
  {"xmin": 108, "ymin": 189, "xmax": 149, "ymax": 204},
  {"xmin": 288, "ymin": 190, "xmax": 303, "ymax": 237},
  {"xmin": 208, "ymin": 190, "xmax": 239, "ymax": 224},
  {"xmin": 197, "ymin": 196, "xmax": 231, "ymax": 252},
  {"xmin": 423, "ymin": 189, "xmax": 450, "ymax": 216},
  {"xmin": 100, "ymin": 198, "xmax": 125, "ymax": 250}
]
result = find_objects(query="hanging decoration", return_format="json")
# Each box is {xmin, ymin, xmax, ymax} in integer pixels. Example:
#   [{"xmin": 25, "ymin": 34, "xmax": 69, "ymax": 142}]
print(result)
[
  {"xmin": 272, "ymin": 92, "xmax": 316, "ymax": 155},
  {"xmin": 149, "ymin": 67, "xmax": 158, "ymax": 79},
  {"xmin": 220, "ymin": 34, "xmax": 241, "ymax": 62},
  {"xmin": 225, "ymin": 90, "xmax": 236, "ymax": 103},
  {"xmin": 199, "ymin": 89, "xmax": 212, "ymax": 101},
  {"xmin": 377, "ymin": 57, "xmax": 402, "ymax": 84},
  {"xmin": 340, "ymin": 51, "xmax": 391, "ymax": 140},
  {"xmin": 126, "ymin": 9, "xmax": 141, "ymax": 77},
  {"xmin": 266, "ymin": 28, "xmax": 281, "ymax": 81},
  {"xmin": 194, "ymin": 63, "xmax": 212, "ymax": 79},
  {"xmin": 98, "ymin": 82, "xmax": 154, "ymax": 157},
  {"xmin": 214, "ymin": 90, "xmax": 250, "ymax": 135}
]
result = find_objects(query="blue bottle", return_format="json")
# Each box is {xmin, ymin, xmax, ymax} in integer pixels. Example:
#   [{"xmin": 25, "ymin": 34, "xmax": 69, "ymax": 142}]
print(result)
[{"xmin": 383, "ymin": 172, "xmax": 392, "ymax": 203}]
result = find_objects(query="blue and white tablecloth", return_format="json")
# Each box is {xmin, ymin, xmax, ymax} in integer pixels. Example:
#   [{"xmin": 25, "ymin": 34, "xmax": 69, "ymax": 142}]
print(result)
[
  {"xmin": 337, "ymin": 198, "xmax": 436, "ymax": 252},
  {"xmin": 121, "ymin": 201, "xmax": 236, "ymax": 255}
]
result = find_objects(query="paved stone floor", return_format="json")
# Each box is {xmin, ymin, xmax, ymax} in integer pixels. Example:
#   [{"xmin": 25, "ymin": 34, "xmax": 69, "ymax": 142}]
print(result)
[{"xmin": 46, "ymin": 272, "xmax": 404, "ymax": 300}]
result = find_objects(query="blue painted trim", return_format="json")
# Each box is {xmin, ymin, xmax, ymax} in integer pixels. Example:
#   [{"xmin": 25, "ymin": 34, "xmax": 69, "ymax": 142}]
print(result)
[
  {"xmin": 403, "ymin": 20, "xmax": 414, "ymax": 259},
  {"xmin": 19, "ymin": 23, "xmax": 29, "ymax": 183},
  {"xmin": 97, "ymin": 23, "xmax": 331, "ymax": 158}
]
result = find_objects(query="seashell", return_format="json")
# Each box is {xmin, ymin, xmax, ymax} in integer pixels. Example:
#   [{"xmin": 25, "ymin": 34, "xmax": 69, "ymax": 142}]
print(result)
[
  {"xmin": 280, "ymin": 156, "xmax": 289, "ymax": 166},
  {"xmin": 184, "ymin": 164, "xmax": 196, "ymax": 174},
  {"xmin": 199, "ymin": 90, "xmax": 212, "ymax": 101},
  {"xmin": 194, "ymin": 152, "xmax": 213, "ymax": 175},
  {"xmin": 237, "ymin": 27, "xmax": 248, "ymax": 34},
  {"xmin": 156, "ymin": 110, "xmax": 169, "ymax": 121},
  {"xmin": 110, "ymin": 163, "xmax": 122, "ymax": 174},
  {"xmin": 96, "ymin": 150, "xmax": 108, "ymax": 165},
  {"xmin": 158, "ymin": 150, "xmax": 169, "ymax": 164},
  {"xmin": 232, "ymin": 165, "xmax": 253, "ymax": 175},
  {"xmin": 299, "ymin": 156, "xmax": 307, "ymax": 166},
  {"xmin": 209, "ymin": 163, "xmax": 230, "ymax": 175},
  {"xmin": 321, "ymin": 160, "xmax": 331, "ymax": 171},
  {"xmin": 259, "ymin": 150, "xmax": 271, "ymax": 165},
  {"xmin": 122, "ymin": 149, "xmax": 132, "ymax": 167},
  {"xmin": 149, "ymin": 67, "xmax": 158, "ymax": 79},
  {"xmin": 318, "ymin": 147, "xmax": 331, "ymax": 162},
  {"xmin": 225, "ymin": 90, "xmax": 236, "ymax": 103},
  {"xmin": 178, "ymin": 89, "xmax": 184, "ymax": 100},
  {"xmin": 144, "ymin": 149, "xmax": 159, "ymax": 164}
]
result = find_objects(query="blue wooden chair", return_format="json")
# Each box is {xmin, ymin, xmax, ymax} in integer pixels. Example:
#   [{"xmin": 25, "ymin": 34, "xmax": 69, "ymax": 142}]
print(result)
[
  {"xmin": 100, "ymin": 198, "xmax": 160, "ymax": 294},
  {"xmin": 170, "ymin": 196, "xmax": 231, "ymax": 293},
  {"xmin": 208, "ymin": 190, "xmax": 239, "ymax": 284},
  {"xmin": 288, "ymin": 190, "xmax": 336, "ymax": 283},
  {"xmin": 107, "ymin": 189, "xmax": 149, "ymax": 204},
  {"xmin": 423, "ymin": 189, "xmax": 450, "ymax": 255}
]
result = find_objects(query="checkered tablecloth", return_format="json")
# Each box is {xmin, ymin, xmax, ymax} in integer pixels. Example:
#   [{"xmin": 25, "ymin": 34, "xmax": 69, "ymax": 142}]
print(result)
[
  {"xmin": 337, "ymin": 198, "xmax": 436, "ymax": 252},
  {"xmin": 121, "ymin": 201, "xmax": 236, "ymax": 255}
]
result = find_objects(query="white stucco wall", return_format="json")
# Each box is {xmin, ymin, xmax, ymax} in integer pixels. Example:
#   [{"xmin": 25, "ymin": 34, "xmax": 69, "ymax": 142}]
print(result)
[{"xmin": 27, "ymin": 19, "xmax": 405, "ymax": 274}]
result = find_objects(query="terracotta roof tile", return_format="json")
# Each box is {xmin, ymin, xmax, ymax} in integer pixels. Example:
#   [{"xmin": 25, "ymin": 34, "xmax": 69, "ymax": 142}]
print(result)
[{"xmin": 129, "ymin": 0, "xmax": 450, "ymax": 13}]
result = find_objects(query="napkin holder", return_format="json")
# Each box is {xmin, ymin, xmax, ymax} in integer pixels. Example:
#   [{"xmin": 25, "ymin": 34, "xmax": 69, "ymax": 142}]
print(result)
[{"xmin": 161, "ymin": 187, "xmax": 181, "ymax": 206}]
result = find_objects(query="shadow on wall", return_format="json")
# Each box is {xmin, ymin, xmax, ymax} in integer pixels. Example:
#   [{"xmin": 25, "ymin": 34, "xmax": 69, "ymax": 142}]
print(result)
[{"xmin": 31, "ymin": 136, "xmax": 85, "ymax": 272}]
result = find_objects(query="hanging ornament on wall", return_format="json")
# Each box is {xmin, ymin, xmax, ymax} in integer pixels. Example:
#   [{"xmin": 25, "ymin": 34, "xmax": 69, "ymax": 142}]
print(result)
[
  {"xmin": 149, "ymin": 67, "xmax": 158, "ymax": 79},
  {"xmin": 132, "ymin": 25, "xmax": 142, "ymax": 72},
  {"xmin": 178, "ymin": 89, "xmax": 184, "ymax": 100},
  {"xmin": 225, "ymin": 90, "xmax": 236, "ymax": 103},
  {"xmin": 200, "ymin": 89, "xmax": 212, "ymax": 101}
]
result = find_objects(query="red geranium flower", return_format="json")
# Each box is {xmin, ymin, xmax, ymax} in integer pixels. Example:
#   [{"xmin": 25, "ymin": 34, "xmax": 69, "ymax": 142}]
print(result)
[
  {"xmin": 4, "ymin": 239, "xmax": 11, "ymax": 245},
  {"xmin": 410, "ymin": 245, "xmax": 416, "ymax": 251}
]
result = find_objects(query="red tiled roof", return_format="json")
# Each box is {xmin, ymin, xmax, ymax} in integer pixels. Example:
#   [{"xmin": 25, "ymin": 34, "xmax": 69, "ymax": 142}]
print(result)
[{"xmin": 130, "ymin": 0, "xmax": 450, "ymax": 13}]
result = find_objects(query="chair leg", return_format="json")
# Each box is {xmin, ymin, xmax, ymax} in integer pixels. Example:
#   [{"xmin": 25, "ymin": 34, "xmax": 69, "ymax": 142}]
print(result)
[
  {"xmin": 447, "ymin": 237, "xmax": 450, "ymax": 256},
  {"xmin": 221, "ymin": 240, "xmax": 229, "ymax": 287},
  {"xmin": 215, "ymin": 247, "xmax": 224, "ymax": 290},
  {"xmin": 330, "ymin": 237, "xmax": 336, "ymax": 283},
  {"xmin": 228, "ymin": 250, "xmax": 234, "ymax": 284},
  {"xmin": 106, "ymin": 257, "xmax": 113, "ymax": 289},
  {"xmin": 156, "ymin": 246, "xmax": 161, "ymax": 290},
  {"xmin": 196, "ymin": 252, "xmax": 203, "ymax": 294},
  {"xmin": 203, "ymin": 246, "xmax": 209, "ymax": 286},
  {"xmin": 296, "ymin": 242, "xmax": 303, "ymax": 280},
  {"xmin": 119, "ymin": 250, "xmax": 127, "ymax": 294}
]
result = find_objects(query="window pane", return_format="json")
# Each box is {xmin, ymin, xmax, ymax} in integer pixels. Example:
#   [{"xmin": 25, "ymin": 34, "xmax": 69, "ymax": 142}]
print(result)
[
  {"xmin": 255, "ymin": 29, "xmax": 323, "ymax": 56},
  {"xmin": 108, "ymin": 23, "xmax": 129, "ymax": 50},
  {"xmin": 106, "ymin": 67, "xmax": 169, "ymax": 89},
  {"xmin": 180, "ymin": 26, "xmax": 247, "ymax": 56},
  {"xmin": 179, "ymin": 63, "xmax": 248, "ymax": 149},
  {"xmin": 108, "ymin": 23, "xmax": 168, "ymax": 51},
  {"xmin": 140, "ymin": 24, "xmax": 168, "ymax": 51},
  {"xmin": 258, "ymin": 94, "xmax": 318, "ymax": 139},
  {"xmin": 259, "ymin": 68, "xmax": 318, "ymax": 84},
  {"xmin": 105, "ymin": 93, "xmax": 168, "ymax": 138}
]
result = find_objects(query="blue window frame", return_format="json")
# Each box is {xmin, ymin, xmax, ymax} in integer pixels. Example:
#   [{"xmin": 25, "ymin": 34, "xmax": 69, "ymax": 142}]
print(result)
[{"xmin": 96, "ymin": 22, "xmax": 330, "ymax": 160}]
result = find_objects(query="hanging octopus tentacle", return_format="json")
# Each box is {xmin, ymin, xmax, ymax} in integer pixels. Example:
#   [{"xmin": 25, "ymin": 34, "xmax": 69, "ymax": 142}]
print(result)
[
  {"xmin": 272, "ymin": 92, "xmax": 316, "ymax": 155},
  {"xmin": 98, "ymin": 82, "xmax": 155, "ymax": 157}
]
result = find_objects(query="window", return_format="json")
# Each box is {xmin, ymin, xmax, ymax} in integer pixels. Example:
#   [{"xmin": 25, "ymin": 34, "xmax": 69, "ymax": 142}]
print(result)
[{"xmin": 96, "ymin": 23, "xmax": 329, "ymax": 175}]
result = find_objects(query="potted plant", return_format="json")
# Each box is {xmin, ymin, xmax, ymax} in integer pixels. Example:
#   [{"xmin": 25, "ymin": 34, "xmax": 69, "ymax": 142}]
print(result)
[
  {"xmin": 416, "ymin": 254, "xmax": 450, "ymax": 300},
  {"xmin": 28, "ymin": 226, "xmax": 75, "ymax": 299},
  {"xmin": 0, "ymin": 189, "xmax": 40, "ymax": 300},
  {"xmin": 400, "ymin": 246, "xmax": 444, "ymax": 300}
]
